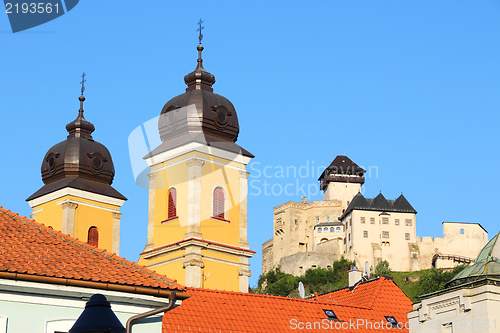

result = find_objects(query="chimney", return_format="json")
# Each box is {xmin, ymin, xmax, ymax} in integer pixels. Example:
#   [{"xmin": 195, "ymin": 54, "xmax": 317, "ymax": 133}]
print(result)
[
  {"xmin": 348, "ymin": 267, "xmax": 363, "ymax": 288},
  {"xmin": 301, "ymin": 197, "xmax": 307, "ymax": 204}
]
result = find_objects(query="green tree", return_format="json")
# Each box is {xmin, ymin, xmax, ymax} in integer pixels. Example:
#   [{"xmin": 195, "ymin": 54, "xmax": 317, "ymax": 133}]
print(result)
[
  {"xmin": 417, "ymin": 265, "xmax": 468, "ymax": 296},
  {"xmin": 375, "ymin": 260, "xmax": 392, "ymax": 278}
]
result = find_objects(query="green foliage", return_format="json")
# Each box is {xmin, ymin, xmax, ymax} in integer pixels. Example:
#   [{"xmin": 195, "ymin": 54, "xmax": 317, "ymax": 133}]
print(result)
[
  {"xmin": 254, "ymin": 257, "xmax": 355, "ymax": 297},
  {"xmin": 375, "ymin": 260, "xmax": 392, "ymax": 278},
  {"xmin": 417, "ymin": 265, "xmax": 468, "ymax": 297}
]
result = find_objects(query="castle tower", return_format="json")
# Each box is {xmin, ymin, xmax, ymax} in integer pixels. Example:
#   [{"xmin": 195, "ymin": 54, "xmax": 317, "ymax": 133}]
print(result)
[
  {"xmin": 318, "ymin": 155, "xmax": 365, "ymax": 210},
  {"xmin": 137, "ymin": 42, "xmax": 255, "ymax": 292},
  {"xmin": 26, "ymin": 83, "xmax": 127, "ymax": 254}
]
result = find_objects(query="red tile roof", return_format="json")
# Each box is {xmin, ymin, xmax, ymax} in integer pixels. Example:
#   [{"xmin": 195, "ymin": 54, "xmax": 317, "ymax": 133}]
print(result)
[
  {"xmin": 316, "ymin": 277, "xmax": 412, "ymax": 312},
  {"xmin": 0, "ymin": 206, "xmax": 186, "ymax": 293},
  {"xmin": 163, "ymin": 278, "xmax": 412, "ymax": 332}
]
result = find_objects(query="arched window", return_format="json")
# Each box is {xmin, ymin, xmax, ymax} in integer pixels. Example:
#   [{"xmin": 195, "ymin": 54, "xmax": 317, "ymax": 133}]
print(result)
[
  {"xmin": 87, "ymin": 227, "xmax": 98, "ymax": 247},
  {"xmin": 336, "ymin": 227, "xmax": 341, "ymax": 232},
  {"xmin": 330, "ymin": 227, "xmax": 334, "ymax": 233},
  {"xmin": 168, "ymin": 187, "xmax": 177, "ymax": 219},
  {"xmin": 318, "ymin": 228, "xmax": 322, "ymax": 233},
  {"xmin": 213, "ymin": 186, "xmax": 225, "ymax": 219}
]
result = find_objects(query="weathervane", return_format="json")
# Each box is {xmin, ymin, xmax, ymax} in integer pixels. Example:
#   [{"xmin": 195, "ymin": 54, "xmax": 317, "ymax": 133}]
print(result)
[{"xmin": 197, "ymin": 19, "xmax": 204, "ymax": 44}]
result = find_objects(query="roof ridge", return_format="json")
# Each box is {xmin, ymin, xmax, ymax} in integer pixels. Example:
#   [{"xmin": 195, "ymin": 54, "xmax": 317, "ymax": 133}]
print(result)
[
  {"xmin": 366, "ymin": 277, "xmax": 386, "ymax": 309},
  {"xmin": 0, "ymin": 208, "xmax": 180, "ymax": 288}
]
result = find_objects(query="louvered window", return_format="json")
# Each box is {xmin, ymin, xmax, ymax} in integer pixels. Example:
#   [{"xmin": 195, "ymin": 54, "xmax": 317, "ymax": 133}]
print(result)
[
  {"xmin": 88, "ymin": 227, "xmax": 99, "ymax": 247},
  {"xmin": 213, "ymin": 186, "xmax": 225, "ymax": 219},
  {"xmin": 168, "ymin": 188, "xmax": 177, "ymax": 219}
]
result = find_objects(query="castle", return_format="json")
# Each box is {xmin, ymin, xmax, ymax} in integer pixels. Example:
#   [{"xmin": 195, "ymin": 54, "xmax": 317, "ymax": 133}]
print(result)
[{"xmin": 262, "ymin": 155, "xmax": 488, "ymax": 275}]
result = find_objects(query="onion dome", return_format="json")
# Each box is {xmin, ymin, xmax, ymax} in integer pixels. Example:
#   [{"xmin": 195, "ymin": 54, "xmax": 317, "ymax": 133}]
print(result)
[
  {"xmin": 158, "ymin": 43, "xmax": 240, "ymax": 144},
  {"xmin": 27, "ymin": 92, "xmax": 126, "ymax": 201}
]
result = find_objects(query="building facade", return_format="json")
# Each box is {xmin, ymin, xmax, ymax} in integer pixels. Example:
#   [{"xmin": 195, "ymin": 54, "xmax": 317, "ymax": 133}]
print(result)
[
  {"xmin": 137, "ymin": 43, "xmax": 255, "ymax": 292},
  {"xmin": 262, "ymin": 155, "xmax": 488, "ymax": 275}
]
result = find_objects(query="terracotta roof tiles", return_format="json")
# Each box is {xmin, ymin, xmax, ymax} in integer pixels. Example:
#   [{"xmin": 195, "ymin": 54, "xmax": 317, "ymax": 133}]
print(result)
[
  {"xmin": 0, "ymin": 206, "xmax": 184, "ymax": 291},
  {"xmin": 163, "ymin": 278, "xmax": 411, "ymax": 332}
]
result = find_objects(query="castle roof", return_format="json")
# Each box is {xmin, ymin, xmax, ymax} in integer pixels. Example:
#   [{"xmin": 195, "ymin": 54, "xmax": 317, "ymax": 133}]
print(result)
[
  {"xmin": 0, "ymin": 206, "xmax": 187, "ymax": 298},
  {"xmin": 319, "ymin": 155, "xmax": 365, "ymax": 190},
  {"xmin": 341, "ymin": 192, "xmax": 417, "ymax": 219},
  {"xmin": 162, "ymin": 277, "xmax": 411, "ymax": 332}
]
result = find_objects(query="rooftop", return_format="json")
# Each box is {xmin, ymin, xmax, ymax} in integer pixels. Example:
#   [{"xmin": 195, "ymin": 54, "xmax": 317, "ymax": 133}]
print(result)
[
  {"xmin": 163, "ymin": 277, "xmax": 412, "ymax": 332},
  {"xmin": 0, "ymin": 206, "xmax": 187, "ymax": 298},
  {"xmin": 341, "ymin": 192, "xmax": 417, "ymax": 219}
]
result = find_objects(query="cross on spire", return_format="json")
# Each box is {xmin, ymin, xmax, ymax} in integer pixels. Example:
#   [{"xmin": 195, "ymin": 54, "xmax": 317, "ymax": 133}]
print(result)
[
  {"xmin": 80, "ymin": 72, "xmax": 86, "ymax": 96},
  {"xmin": 197, "ymin": 19, "xmax": 204, "ymax": 44},
  {"xmin": 79, "ymin": 72, "xmax": 86, "ymax": 113}
]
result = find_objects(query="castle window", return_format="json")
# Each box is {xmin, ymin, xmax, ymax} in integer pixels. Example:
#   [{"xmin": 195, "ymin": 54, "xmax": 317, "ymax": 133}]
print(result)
[
  {"xmin": 315, "ymin": 216, "xmax": 319, "ymax": 222},
  {"xmin": 405, "ymin": 219, "xmax": 412, "ymax": 226},
  {"xmin": 295, "ymin": 219, "xmax": 298, "ymax": 225},
  {"xmin": 363, "ymin": 231, "xmax": 368, "ymax": 238},
  {"xmin": 168, "ymin": 187, "xmax": 177, "ymax": 219},
  {"xmin": 405, "ymin": 233, "xmax": 410, "ymax": 240},
  {"xmin": 382, "ymin": 231, "xmax": 389, "ymax": 239},
  {"xmin": 87, "ymin": 227, "xmax": 99, "ymax": 247},
  {"xmin": 318, "ymin": 228, "xmax": 322, "ymax": 233},
  {"xmin": 361, "ymin": 217, "xmax": 365, "ymax": 224},
  {"xmin": 336, "ymin": 227, "xmax": 341, "ymax": 232},
  {"xmin": 460, "ymin": 229, "xmax": 464, "ymax": 234},
  {"xmin": 213, "ymin": 186, "xmax": 225, "ymax": 219},
  {"xmin": 395, "ymin": 219, "xmax": 400, "ymax": 226},
  {"xmin": 326, "ymin": 216, "xmax": 330, "ymax": 222},
  {"xmin": 382, "ymin": 217, "xmax": 389, "ymax": 224},
  {"xmin": 370, "ymin": 217, "xmax": 375, "ymax": 224},
  {"xmin": 330, "ymin": 227, "xmax": 334, "ymax": 232}
]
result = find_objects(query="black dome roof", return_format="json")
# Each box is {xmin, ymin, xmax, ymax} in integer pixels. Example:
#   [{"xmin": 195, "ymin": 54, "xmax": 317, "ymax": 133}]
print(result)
[
  {"xmin": 27, "ymin": 95, "xmax": 126, "ymax": 202},
  {"xmin": 159, "ymin": 44, "xmax": 239, "ymax": 143}
]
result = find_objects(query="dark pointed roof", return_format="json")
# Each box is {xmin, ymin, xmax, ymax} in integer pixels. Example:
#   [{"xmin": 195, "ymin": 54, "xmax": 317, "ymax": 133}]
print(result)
[
  {"xmin": 319, "ymin": 155, "xmax": 365, "ymax": 190},
  {"xmin": 341, "ymin": 192, "xmax": 417, "ymax": 219},
  {"xmin": 393, "ymin": 194, "xmax": 416, "ymax": 212},
  {"xmin": 372, "ymin": 193, "xmax": 391, "ymax": 210}
]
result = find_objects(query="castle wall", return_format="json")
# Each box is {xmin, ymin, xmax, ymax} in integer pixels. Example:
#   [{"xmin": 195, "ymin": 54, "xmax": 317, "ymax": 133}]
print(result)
[{"xmin": 278, "ymin": 251, "xmax": 339, "ymax": 276}]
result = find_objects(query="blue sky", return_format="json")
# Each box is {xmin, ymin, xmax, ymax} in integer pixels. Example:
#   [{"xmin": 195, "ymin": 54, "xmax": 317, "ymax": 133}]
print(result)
[{"xmin": 1, "ymin": 1, "xmax": 500, "ymax": 287}]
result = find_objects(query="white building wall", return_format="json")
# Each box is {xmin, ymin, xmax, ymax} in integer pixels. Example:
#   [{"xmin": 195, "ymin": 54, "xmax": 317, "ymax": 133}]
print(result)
[{"xmin": 0, "ymin": 279, "xmax": 179, "ymax": 333}]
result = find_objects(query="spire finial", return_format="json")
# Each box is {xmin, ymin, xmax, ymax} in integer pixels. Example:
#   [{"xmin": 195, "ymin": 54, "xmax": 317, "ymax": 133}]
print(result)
[
  {"xmin": 79, "ymin": 72, "xmax": 86, "ymax": 113},
  {"xmin": 197, "ymin": 19, "xmax": 204, "ymax": 44}
]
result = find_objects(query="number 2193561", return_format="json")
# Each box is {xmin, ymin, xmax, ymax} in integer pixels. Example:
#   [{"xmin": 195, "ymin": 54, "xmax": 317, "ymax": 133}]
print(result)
[{"xmin": 5, "ymin": 2, "xmax": 60, "ymax": 14}]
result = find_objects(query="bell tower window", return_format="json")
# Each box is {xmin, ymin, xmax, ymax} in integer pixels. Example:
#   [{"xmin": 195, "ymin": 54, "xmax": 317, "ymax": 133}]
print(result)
[
  {"xmin": 168, "ymin": 188, "xmax": 177, "ymax": 219},
  {"xmin": 213, "ymin": 186, "xmax": 225, "ymax": 219},
  {"xmin": 87, "ymin": 227, "xmax": 99, "ymax": 247}
]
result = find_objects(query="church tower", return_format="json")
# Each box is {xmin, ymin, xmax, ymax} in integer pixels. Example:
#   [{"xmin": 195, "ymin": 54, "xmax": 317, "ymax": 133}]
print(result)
[
  {"xmin": 26, "ymin": 79, "xmax": 127, "ymax": 254},
  {"xmin": 137, "ymin": 41, "xmax": 255, "ymax": 292}
]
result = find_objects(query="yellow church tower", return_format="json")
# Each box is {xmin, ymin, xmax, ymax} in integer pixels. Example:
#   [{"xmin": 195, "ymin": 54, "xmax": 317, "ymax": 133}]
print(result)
[
  {"xmin": 137, "ymin": 40, "xmax": 255, "ymax": 292},
  {"xmin": 26, "ymin": 77, "xmax": 127, "ymax": 254}
]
